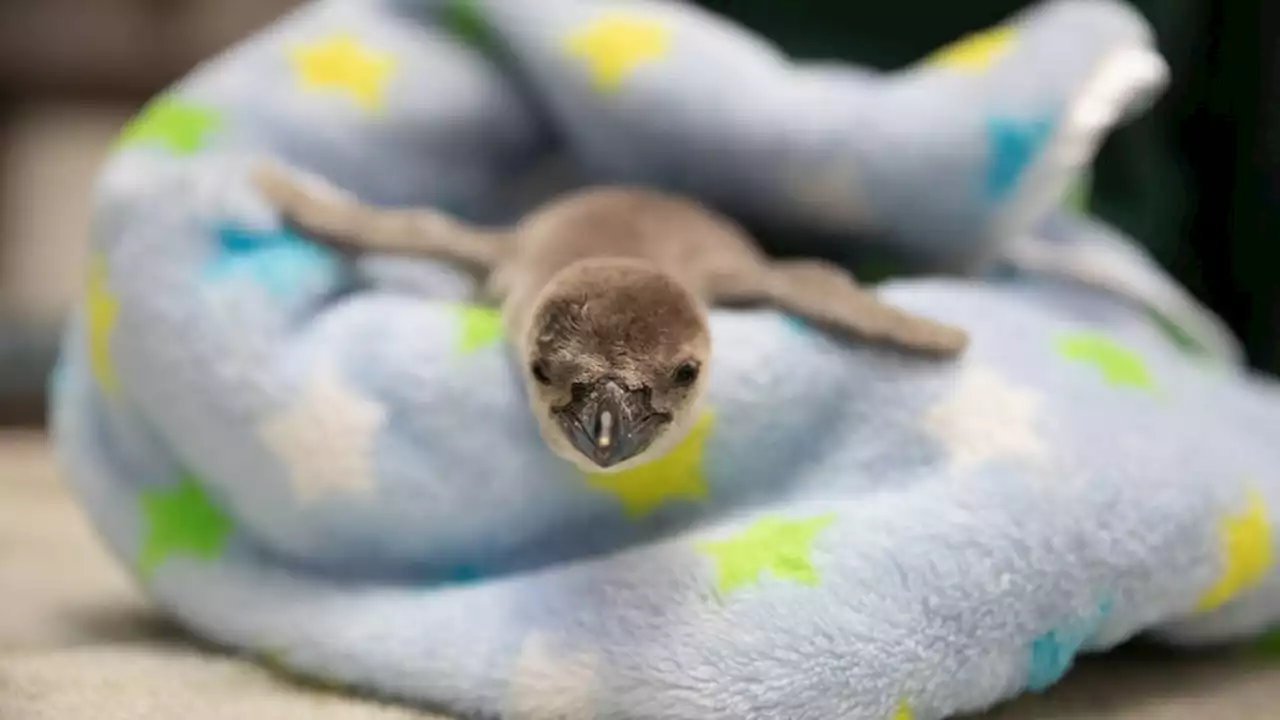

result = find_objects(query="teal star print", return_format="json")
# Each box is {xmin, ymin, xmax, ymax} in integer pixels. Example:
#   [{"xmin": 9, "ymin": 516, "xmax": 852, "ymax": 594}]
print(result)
[
  {"xmin": 986, "ymin": 115, "xmax": 1055, "ymax": 201},
  {"xmin": 205, "ymin": 223, "xmax": 341, "ymax": 299},
  {"xmin": 782, "ymin": 314, "xmax": 812, "ymax": 334},
  {"xmin": 1027, "ymin": 598, "xmax": 1112, "ymax": 692}
]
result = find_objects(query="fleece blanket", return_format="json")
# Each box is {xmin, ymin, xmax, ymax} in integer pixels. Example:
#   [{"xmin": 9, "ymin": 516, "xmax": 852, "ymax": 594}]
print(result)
[
  {"xmin": 14, "ymin": 429, "xmax": 1280, "ymax": 720},
  {"xmin": 50, "ymin": 0, "xmax": 1280, "ymax": 718}
]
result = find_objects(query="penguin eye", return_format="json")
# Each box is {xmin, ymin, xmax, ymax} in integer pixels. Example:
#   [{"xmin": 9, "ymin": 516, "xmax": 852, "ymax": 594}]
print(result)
[
  {"xmin": 530, "ymin": 360, "xmax": 552, "ymax": 386},
  {"xmin": 672, "ymin": 361, "xmax": 700, "ymax": 387}
]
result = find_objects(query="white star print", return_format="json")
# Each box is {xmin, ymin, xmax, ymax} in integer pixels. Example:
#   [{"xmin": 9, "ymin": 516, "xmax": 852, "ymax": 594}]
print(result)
[
  {"xmin": 504, "ymin": 633, "xmax": 600, "ymax": 720},
  {"xmin": 922, "ymin": 365, "xmax": 1049, "ymax": 472},
  {"xmin": 259, "ymin": 362, "xmax": 386, "ymax": 503}
]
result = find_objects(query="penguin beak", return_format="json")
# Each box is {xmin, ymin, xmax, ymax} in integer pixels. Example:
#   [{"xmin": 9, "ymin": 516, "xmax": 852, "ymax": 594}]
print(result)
[{"xmin": 557, "ymin": 380, "xmax": 668, "ymax": 469}]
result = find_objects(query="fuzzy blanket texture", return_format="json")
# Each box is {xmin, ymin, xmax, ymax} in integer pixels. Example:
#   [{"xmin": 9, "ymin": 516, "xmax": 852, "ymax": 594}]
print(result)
[{"xmin": 51, "ymin": 1, "xmax": 1280, "ymax": 718}]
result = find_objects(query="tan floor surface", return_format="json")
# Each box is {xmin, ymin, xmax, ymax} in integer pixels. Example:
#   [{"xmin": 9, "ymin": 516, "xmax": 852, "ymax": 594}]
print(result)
[{"xmin": 3, "ymin": 430, "xmax": 1279, "ymax": 719}]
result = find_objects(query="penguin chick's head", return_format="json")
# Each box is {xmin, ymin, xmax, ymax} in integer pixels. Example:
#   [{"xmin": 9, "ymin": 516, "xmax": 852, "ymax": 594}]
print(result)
[{"xmin": 523, "ymin": 259, "xmax": 711, "ymax": 473}]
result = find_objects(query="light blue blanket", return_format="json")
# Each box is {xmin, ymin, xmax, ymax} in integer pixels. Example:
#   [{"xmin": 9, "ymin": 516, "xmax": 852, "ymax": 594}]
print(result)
[{"xmin": 53, "ymin": 1, "xmax": 1280, "ymax": 718}]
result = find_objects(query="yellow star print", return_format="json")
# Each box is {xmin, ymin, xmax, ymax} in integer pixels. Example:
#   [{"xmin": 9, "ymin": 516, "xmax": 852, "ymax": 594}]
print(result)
[
  {"xmin": 894, "ymin": 700, "xmax": 914, "ymax": 720},
  {"xmin": 698, "ymin": 512, "xmax": 837, "ymax": 596},
  {"xmin": 85, "ymin": 253, "xmax": 120, "ymax": 395},
  {"xmin": 289, "ymin": 33, "xmax": 396, "ymax": 112},
  {"xmin": 923, "ymin": 26, "xmax": 1016, "ymax": 73},
  {"xmin": 584, "ymin": 411, "xmax": 714, "ymax": 518},
  {"xmin": 565, "ymin": 13, "xmax": 672, "ymax": 92},
  {"xmin": 1198, "ymin": 487, "xmax": 1273, "ymax": 612}
]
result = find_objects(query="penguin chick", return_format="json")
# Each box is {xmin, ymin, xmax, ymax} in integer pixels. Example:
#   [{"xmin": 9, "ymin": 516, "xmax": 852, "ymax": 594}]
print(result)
[
  {"xmin": 523, "ymin": 258, "xmax": 711, "ymax": 472},
  {"xmin": 251, "ymin": 160, "xmax": 969, "ymax": 473}
]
